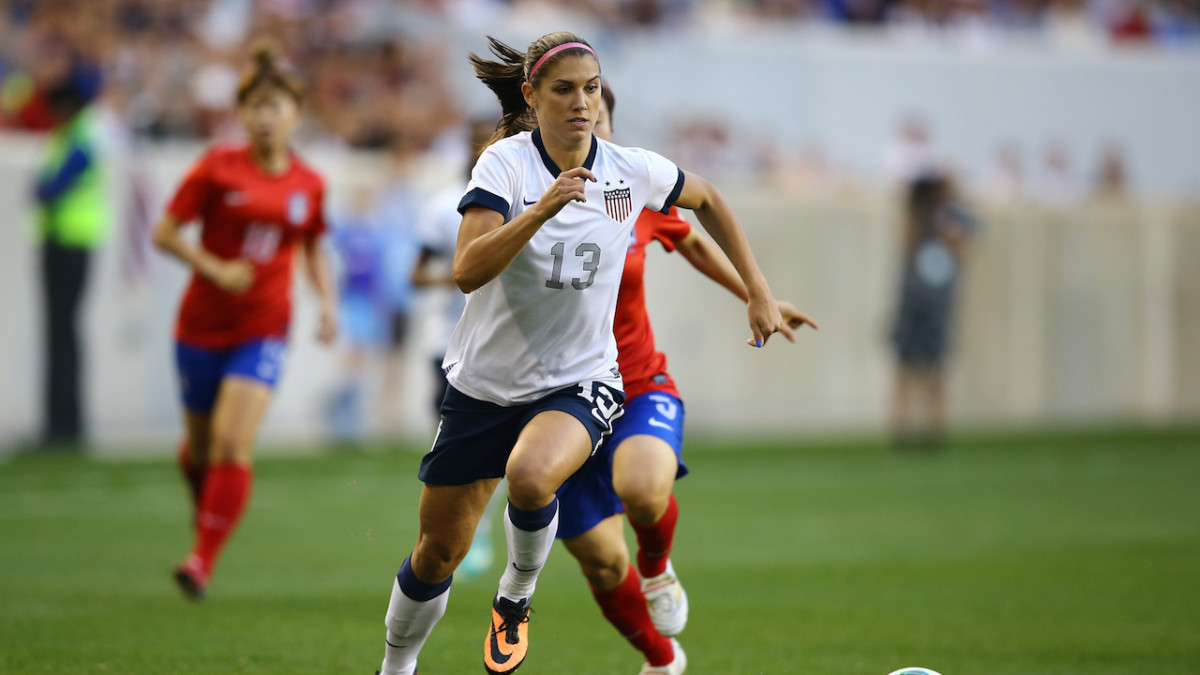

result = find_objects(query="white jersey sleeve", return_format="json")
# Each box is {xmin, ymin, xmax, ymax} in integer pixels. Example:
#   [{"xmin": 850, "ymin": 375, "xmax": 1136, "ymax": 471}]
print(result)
[
  {"xmin": 458, "ymin": 144, "xmax": 518, "ymax": 218},
  {"xmin": 628, "ymin": 147, "xmax": 685, "ymax": 214}
]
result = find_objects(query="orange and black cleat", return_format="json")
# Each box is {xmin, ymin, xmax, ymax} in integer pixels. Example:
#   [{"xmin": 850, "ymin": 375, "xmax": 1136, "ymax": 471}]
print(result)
[{"xmin": 484, "ymin": 595, "xmax": 530, "ymax": 674}]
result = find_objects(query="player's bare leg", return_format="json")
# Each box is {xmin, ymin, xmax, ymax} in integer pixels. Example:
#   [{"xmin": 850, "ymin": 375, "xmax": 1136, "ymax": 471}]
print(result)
[
  {"xmin": 565, "ymin": 515, "xmax": 684, "ymax": 672},
  {"xmin": 484, "ymin": 412, "xmax": 591, "ymax": 674},
  {"xmin": 613, "ymin": 435, "xmax": 688, "ymax": 636},
  {"xmin": 174, "ymin": 377, "xmax": 271, "ymax": 599},
  {"xmin": 179, "ymin": 411, "xmax": 212, "ymax": 527},
  {"xmin": 381, "ymin": 478, "xmax": 499, "ymax": 675}
]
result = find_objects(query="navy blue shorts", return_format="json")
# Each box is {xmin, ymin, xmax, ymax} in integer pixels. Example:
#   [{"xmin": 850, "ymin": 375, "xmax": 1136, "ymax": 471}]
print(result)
[
  {"xmin": 175, "ymin": 339, "xmax": 287, "ymax": 413},
  {"xmin": 556, "ymin": 390, "xmax": 688, "ymax": 540},
  {"xmin": 418, "ymin": 380, "xmax": 626, "ymax": 486}
]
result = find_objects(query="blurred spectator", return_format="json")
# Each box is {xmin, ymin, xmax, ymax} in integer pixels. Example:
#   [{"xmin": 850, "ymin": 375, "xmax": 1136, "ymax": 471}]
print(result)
[
  {"xmin": 889, "ymin": 172, "xmax": 975, "ymax": 449},
  {"xmin": 31, "ymin": 56, "xmax": 109, "ymax": 448},
  {"xmin": 884, "ymin": 112, "xmax": 938, "ymax": 186},
  {"xmin": 1032, "ymin": 140, "xmax": 1084, "ymax": 207},
  {"xmin": 983, "ymin": 141, "xmax": 1025, "ymax": 203},
  {"xmin": 1155, "ymin": 0, "xmax": 1200, "ymax": 43},
  {"xmin": 1093, "ymin": 141, "xmax": 1130, "ymax": 199},
  {"xmin": 1109, "ymin": 0, "xmax": 1156, "ymax": 42}
]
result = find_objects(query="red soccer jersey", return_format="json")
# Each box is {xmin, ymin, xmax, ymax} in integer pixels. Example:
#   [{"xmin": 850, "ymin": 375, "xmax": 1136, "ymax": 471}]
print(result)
[
  {"xmin": 615, "ymin": 206, "xmax": 692, "ymax": 400},
  {"xmin": 167, "ymin": 144, "xmax": 327, "ymax": 349}
]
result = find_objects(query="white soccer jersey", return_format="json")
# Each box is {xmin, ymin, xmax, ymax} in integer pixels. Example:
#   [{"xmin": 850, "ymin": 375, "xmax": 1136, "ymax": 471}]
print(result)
[{"xmin": 445, "ymin": 128, "xmax": 684, "ymax": 405}]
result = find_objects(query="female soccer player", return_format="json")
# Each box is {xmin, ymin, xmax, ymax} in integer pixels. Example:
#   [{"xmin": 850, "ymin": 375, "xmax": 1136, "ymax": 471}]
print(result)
[
  {"xmin": 376, "ymin": 32, "xmax": 787, "ymax": 675},
  {"xmin": 555, "ymin": 83, "xmax": 817, "ymax": 674},
  {"xmin": 152, "ymin": 41, "xmax": 337, "ymax": 600}
]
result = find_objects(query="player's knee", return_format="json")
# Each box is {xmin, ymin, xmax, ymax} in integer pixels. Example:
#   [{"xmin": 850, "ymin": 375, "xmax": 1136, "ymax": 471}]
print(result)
[
  {"xmin": 580, "ymin": 549, "xmax": 628, "ymax": 591},
  {"xmin": 615, "ymin": 476, "xmax": 672, "ymax": 523},
  {"xmin": 411, "ymin": 538, "xmax": 465, "ymax": 583},
  {"xmin": 208, "ymin": 430, "xmax": 251, "ymax": 465},
  {"xmin": 505, "ymin": 463, "xmax": 557, "ymax": 510}
]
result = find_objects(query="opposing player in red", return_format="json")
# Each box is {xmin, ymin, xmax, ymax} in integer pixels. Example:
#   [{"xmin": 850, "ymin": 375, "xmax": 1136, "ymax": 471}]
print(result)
[
  {"xmin": 152, "ymin": 41, "xmax": 337, "ymax": 600},
  {"xmin": 555, "ymin": 83, "xmax": 818, "ymax": 673}
]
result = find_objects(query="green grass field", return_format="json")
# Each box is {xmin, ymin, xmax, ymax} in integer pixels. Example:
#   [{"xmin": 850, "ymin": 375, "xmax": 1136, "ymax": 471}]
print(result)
[{"xmin": 2, "ymin": 428, "xmax": 1199, "ymax": 674}]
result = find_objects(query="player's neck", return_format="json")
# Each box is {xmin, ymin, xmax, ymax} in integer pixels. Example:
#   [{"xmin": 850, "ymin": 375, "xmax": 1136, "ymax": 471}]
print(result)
[
  {"xmin": 541, "ymin": 133, "xmax": 591, "ymax": 172},
  {"xmin": 249, "ymin": 143, "xmax": 291, "ymax": 176}
]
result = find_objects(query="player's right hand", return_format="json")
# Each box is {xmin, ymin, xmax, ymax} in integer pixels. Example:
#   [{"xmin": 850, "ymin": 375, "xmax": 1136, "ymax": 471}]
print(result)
[
  {"xmin": 535, "ymin": 167, "xmax": 597, "ymax": 218},
  {"xmin": 211, "ymin": 259, "xmax": 255, "ymax": 293}
]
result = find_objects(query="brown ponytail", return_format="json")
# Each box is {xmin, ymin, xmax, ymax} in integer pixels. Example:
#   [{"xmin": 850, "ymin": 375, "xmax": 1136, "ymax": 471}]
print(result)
[
  {"xmin": 469, "ymin": 32, "xmax": 597, "ymax": 147},
  {"xmin": 237, "ymin": 37, "xmax": 305, "ymax": 105}
]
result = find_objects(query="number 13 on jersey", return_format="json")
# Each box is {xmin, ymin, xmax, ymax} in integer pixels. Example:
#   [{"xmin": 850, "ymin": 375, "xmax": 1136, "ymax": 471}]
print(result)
[{"xmin": 546, "ymin": 241, "xmax": 601, "ymax": 290}]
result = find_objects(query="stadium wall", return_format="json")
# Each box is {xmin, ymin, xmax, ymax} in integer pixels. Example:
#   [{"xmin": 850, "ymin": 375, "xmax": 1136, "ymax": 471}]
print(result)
[{"xmin": 1, "ymin": 136, "xmax": 1196, "ymax": 449}]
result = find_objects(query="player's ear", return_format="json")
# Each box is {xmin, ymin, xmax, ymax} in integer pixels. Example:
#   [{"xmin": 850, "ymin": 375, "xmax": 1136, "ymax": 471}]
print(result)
[{"xmin": 521, "ymin": 81, "xmax": 536, "ymax": 110}]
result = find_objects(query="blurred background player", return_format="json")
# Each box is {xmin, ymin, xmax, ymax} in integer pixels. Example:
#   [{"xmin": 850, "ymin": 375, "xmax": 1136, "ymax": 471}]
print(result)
[
  {"xmin": 555, "ymin": 81, "xmax": 817, "ymax": 675},
  {"xmin": 327, "ymin": 183, "xmax": 388, "ymax": 445},
  {"xmin": 152, "ymin": 40, "xmax": 337, "ymax": 600},
  {"xmin": 31, "ymin": 57, "xmax": 108, "ymax": 449},
  {"xmin": 410, "ymin": 117, "xmax": 500, "ymax": 577},
  {"xmin": 889, "ymin": 171, "xmax": 975, "ymax": 448},
  {"xmin": 373, "ymin": 139, "xmax": 423, "ymax": 434}
]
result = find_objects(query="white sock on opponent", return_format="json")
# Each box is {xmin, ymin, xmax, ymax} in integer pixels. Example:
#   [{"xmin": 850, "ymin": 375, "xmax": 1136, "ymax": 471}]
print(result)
[
  {"xmin": 380, "ymin": 563, "xmax": 450, "ymax": 675},
  {"xmin": 496, "ymin": 498, "xmax": 559, "ymax": 602}
]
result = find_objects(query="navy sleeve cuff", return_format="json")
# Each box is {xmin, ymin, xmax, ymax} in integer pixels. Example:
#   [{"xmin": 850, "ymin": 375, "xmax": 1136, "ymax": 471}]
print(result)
[
  {"xmin": 457, "ymin": 188, "xmax": 510, "ymax": 217},
  {"xmin": 659, "ymin": 168, "xmax": 685, "ymax": 214}
]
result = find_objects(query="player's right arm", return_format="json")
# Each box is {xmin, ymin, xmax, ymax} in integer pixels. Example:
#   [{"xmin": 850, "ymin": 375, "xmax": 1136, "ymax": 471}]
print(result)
[
  {"xmin": 453, "ymin": 166, "xmax": 595, "ymax": 293},
  {"xmin": 153, "ymin": 213, "xmax": 254, "ymax": 294}
]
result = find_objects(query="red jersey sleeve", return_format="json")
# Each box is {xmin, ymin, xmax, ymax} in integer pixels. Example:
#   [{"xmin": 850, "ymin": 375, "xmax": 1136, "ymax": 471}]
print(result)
[
  {"xmin": 166, "ymin": 150, "xmax": 216, "ymax": 224},
  {"xmin": 650, "ymin": 206, "xmax": 692, "ymax": 252}
]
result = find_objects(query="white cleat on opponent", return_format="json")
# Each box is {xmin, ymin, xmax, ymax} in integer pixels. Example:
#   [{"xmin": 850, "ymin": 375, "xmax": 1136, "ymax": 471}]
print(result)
[
  {"xmin": 640, "ymin": 560, "xmax": 689, "ymax": 637},
  {"xmin": 638, "ymin": 638, "xmax": 686, "ymax": 674}
]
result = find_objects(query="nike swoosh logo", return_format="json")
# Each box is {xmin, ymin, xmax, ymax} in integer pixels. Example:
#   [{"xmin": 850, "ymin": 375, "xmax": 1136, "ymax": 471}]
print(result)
[
  {"xmin": 522, "ymin": 198, "xmax": 536, "ymax": 206},
  {"xmin": 648, "ymin": 418, "xmax": 673, "ymax": 431},
  {"xmin": 489, "ymin": 620, "xmax": 513, "ymax": 665},
  {"xmin": 512, "ymin": 562, "xmax": 540, "ymax": 573}
]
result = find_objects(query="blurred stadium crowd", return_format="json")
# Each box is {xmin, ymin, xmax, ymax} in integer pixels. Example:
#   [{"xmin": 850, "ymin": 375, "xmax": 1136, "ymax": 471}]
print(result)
[{"xmin": 1, "ymin": 0, "xmax": 1197, "ymax": 146}]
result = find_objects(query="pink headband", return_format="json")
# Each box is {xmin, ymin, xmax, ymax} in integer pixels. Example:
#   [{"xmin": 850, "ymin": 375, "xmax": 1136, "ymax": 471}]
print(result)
[{"xmin": 527, "ymin": 42, "xmax": 597, "ymax": 82}]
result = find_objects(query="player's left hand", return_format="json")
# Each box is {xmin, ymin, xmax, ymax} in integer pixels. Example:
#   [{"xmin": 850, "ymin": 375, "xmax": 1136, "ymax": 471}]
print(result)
[
  {"xmin": 746, "ymin": 293, "xmax": 785, "ymax": 348},
  {"xmin": 774, "ymin": 300, "xmax": 820, "ymax": 343},
  {"xmin": 316, "ymin": 305, "xmax": 338, "ymax": 345}
]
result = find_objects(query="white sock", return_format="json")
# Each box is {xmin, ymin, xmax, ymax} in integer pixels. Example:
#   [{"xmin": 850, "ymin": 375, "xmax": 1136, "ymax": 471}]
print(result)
[
  {"xmin": 496, "ymin": 501, "xmax": 559, "ymax": 602},
  {"xmin": 379, "ymin": 578, "xmax": 449, "ymax": 675}
]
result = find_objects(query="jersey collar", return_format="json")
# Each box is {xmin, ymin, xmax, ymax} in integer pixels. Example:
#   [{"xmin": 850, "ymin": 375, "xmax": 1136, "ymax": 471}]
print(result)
[{"xmin": 532, "ymin": 128, "xmax": 598, "ymax": 178}]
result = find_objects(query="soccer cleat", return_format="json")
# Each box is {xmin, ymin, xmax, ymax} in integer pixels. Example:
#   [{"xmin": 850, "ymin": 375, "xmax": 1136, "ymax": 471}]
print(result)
[
  {"xmin": 641, "ymin": 560, "xmax": 689, "ymax": 636},
  {"xmin": 483, "ymin": 595, "xmax": 531, "ymax": 674},
  {"xmin": 638, "ymin": 638, "xmax": 687, "ymax": 674},
  {"xmin": 172, "ymin": 555, "xmax": 208, "ymax": 601}
]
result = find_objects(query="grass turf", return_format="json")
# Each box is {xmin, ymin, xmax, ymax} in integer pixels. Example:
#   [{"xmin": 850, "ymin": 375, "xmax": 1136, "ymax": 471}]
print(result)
[{"xmin": 1, "ymin": 428, "xmax": 1198, "ymax": 674}]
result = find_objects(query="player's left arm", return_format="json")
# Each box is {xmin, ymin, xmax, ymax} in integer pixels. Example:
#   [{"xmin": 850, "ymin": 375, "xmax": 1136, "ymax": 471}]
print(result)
[
  {"xmin": 672, "ymin": 170, "xmax": 796, "ymax": 346},
  {"xmin": 302, "ymin": 234, "xmax": 338, "ymax": 345},
  {"xmin": 675, "ymin": 230, "xmax": 818, "ymax": 340}
]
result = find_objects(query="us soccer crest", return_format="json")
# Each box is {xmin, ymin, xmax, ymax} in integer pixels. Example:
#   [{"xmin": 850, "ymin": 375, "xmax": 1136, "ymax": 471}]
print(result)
[
  {"xmin": 604, "ymin": 182, "xmax": 632, "ymax": 222},
  {"xmin": 287, "ymin": 191, "xmax": 310, "ymax": 226}
]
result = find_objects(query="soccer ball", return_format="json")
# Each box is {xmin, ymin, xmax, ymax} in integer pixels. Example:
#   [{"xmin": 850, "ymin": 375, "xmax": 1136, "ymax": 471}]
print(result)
[{"xmin": 886, "ymin": 669, "xmax": 943, "ymax": 675}]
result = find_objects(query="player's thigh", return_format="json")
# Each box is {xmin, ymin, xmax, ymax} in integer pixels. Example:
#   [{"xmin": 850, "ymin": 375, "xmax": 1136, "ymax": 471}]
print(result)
[
  {"xmin": 562, "ymin": 514, "xmax": 630, "ymax": 591},
  {"xmin": 506, "ymin": 411, "xmax": 593, "ymax": 508},
  {"xmin": 414, "ymin": 478, "xmax": 502, "ymax": 582},
  {"xmin": 208, "ymin": 376, "xmax": 274, "ymax": 464},
  {"xmin": 612, "ymin": 434, "xmax": 680, "ymax": 507}
]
